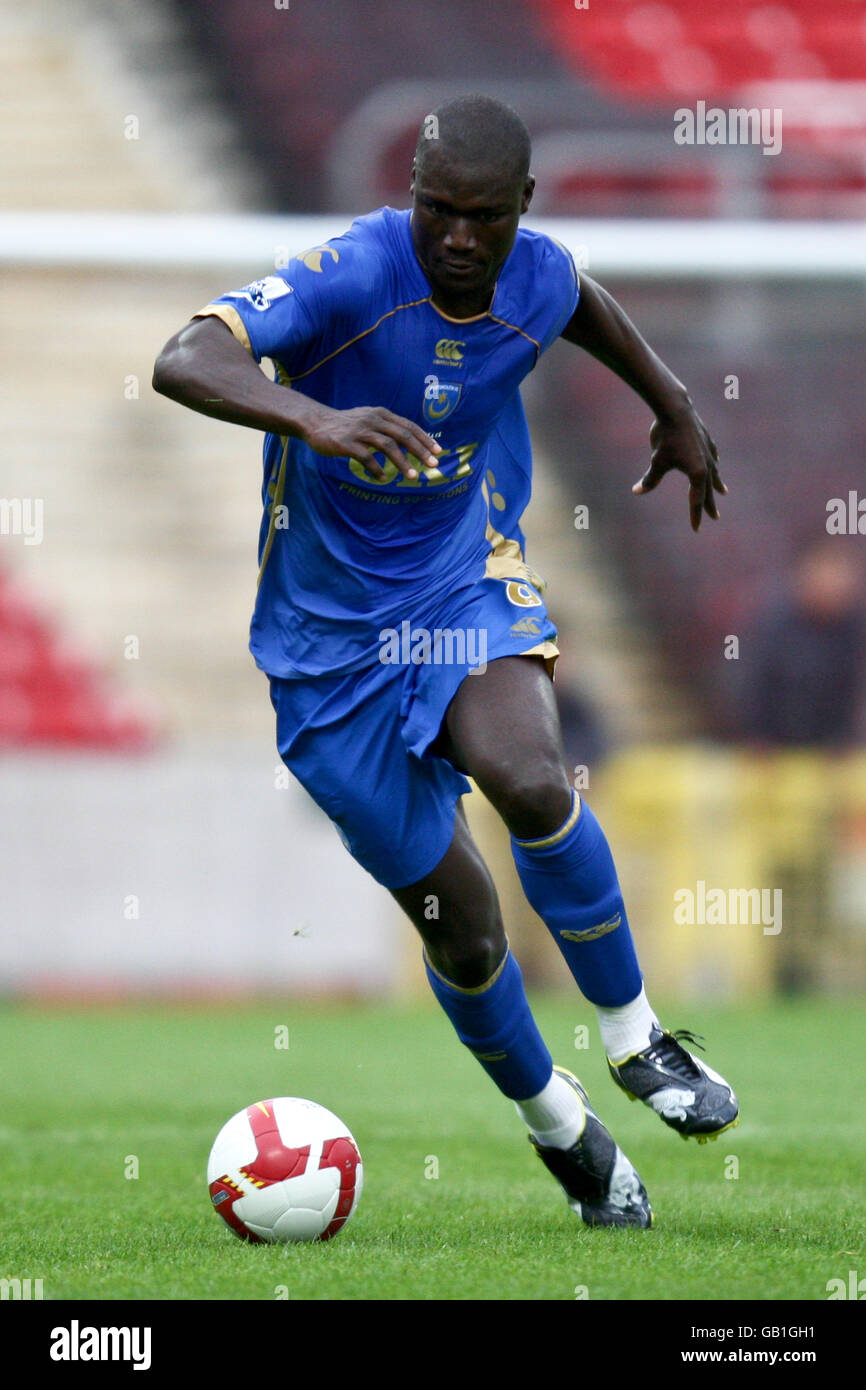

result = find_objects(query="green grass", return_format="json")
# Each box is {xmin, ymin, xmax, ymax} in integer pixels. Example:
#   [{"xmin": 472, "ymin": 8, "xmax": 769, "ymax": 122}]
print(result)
[{"xmin": 1, "ymin": 996, "xmax": 862, "ymax": 1301}]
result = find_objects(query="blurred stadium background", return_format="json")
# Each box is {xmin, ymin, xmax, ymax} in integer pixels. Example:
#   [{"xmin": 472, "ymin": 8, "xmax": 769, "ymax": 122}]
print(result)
[{"xmin": 3, "ymin": 0, "xmax": 866, "ymax": 1005}]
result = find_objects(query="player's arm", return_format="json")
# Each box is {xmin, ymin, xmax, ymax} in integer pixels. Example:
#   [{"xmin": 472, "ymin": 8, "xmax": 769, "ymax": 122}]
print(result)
[
  {"xmin": 152, "ymin": 315, "xmax": 441, "ymax": 480},
  {"xmin": 560, "ymin": 272, "xmax": 726, "ymax": 532}
]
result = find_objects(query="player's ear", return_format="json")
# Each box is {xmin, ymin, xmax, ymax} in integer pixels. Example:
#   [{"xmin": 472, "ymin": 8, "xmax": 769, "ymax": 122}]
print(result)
[{"xmin": 521, "ymin": 175, "xmax": 535, "ymax": 214}]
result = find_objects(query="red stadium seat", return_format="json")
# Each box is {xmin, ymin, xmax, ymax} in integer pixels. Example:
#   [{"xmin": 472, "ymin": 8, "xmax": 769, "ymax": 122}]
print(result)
[
  {"xmin": 526, "ymin": 0, "xmax": 866, "ymax": 215},
  {"xmin": 0, "ymin": 568, "xmax": 154, "ymax": 749}
]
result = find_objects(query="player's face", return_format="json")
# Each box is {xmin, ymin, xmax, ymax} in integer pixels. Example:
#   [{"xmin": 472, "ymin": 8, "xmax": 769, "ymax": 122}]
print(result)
[{"xmin": 410, "ymin": 153, "xmax": 534, "ymax": 315}]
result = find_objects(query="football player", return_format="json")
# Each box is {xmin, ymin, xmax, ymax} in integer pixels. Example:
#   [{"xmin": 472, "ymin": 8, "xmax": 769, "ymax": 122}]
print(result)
[{"xmin": 154, "ymin": 94, "xmax": 737, "ymax": 1228}]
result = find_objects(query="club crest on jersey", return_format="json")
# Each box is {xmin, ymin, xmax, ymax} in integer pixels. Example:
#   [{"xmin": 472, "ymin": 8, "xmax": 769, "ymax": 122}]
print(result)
[
  {"xmin": 423, "ymin": 382, "xmax": 462, "ymax": 423},
  {"xmin": 226, "ymin": 276, "xmax": 293, "ymax": 311}
]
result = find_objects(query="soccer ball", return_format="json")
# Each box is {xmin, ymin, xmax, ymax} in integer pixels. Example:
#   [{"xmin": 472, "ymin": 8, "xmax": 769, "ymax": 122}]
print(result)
[{"xmin": 207, "ymin": 1097, "xmax": 363, "ymax": 1243}]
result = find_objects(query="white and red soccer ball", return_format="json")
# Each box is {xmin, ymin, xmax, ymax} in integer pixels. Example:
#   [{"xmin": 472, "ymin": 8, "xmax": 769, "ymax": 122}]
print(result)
[{"xmin": 207, "ymin": 1097, "xmax": 363, "ymax": 1243}]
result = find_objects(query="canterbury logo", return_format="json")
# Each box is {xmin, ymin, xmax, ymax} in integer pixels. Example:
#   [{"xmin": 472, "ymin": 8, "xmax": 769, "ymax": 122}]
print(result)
[
  {"xmin": 297, "ymin": 244, "xmax": 339, "ymax": 273},
  {"xmin": 435, "ymin": 338, "xmax": 465, "ymax": 362},
  {"xmin": 559, "ymin": 914, "xmax": 622, "ymax": 943},
  {"xmin": 473, "ymin": 1050, "xmax": 507, "ymax": 1062}
]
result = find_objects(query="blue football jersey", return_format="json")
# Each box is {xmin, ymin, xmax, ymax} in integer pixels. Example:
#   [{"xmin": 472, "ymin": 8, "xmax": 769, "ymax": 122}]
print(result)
[{"xmin": 197, "ymin": 207, "xmax": 578, "ymax": 678}]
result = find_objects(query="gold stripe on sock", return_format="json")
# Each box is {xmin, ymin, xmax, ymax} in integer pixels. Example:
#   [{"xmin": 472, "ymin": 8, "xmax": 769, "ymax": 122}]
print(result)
[
  {"xmin": 513, "ymin": 792, "xmax": 581, "ymax": 850},
  {"xmin": 423, "ymin": 945, "xmax": 509, "ymax": 995}
]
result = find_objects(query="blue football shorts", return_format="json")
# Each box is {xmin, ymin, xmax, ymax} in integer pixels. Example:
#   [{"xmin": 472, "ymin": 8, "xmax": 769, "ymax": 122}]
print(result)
[{"xmin": 268, "ymin": 572, "xmax": 558, "ymax": 890}]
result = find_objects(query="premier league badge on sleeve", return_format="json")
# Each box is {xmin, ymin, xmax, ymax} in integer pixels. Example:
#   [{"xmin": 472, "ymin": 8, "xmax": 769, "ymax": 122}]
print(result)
[{"xmin": 226, "ymin": 276, "xmax": 294, "ymax": 311}]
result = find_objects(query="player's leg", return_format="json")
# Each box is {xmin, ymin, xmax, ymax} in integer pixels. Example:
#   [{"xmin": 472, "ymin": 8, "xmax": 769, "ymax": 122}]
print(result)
[
  {"xmin": 440, "ymin": 654, "xmax": 645, "ymax": 1009},
  {"xmin": 271, "ymin": 666, "xmax": 565, "ymax": 1123},
  {"xmin": 270, "ymin": 667, "xmax": 650, "ymax": 1226},
  {"xmin": 391, "ymin": 808, "xmax": 652, "ymax": 1227},
  {"xmin": 440, "ymin": 655, "xmax": 738, "ymax": 1141}
]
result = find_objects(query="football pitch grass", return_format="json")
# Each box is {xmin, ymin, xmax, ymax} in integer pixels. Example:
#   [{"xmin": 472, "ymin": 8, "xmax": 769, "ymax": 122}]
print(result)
[{"xmin": 2, "ymin": 995, "xmax": 862, "ymax": 1303}]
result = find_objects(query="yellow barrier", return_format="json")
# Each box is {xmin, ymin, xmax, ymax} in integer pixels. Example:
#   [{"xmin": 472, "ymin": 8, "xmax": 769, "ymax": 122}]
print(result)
[{"xmin": 447, "ymin": 746, "xmax": 866, "ymax": 1001}]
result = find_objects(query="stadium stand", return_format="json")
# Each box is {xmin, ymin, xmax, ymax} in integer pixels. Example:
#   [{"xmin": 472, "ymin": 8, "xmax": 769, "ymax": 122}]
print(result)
[
  {"xmin": 0, "ymin": 0, "xmax": 270, "ymax": 744},
  {"xmin": 530, "ymin": 0, "xmax": 866, "ymax": 101},
  {"xmin": 169, "ymin": 0, "xmax": 576, "ymax": 211},
  {"xmin": 0, "ymin": 569, "xmax": 151, "ymax": 748},
  {"xmin": 167, "ymin": 0, "xmax": 866, "ymax": 217},
  {"xmin": 529, "ymin": 0, "xmax": 866, "ymax": 217},
  {"xmin": 536, "ymin": 278, "xmax": 866, "ymax": 742},
  {"xmin": 4, "ymin": 0, "xmax": 865, "ymax": 750}
]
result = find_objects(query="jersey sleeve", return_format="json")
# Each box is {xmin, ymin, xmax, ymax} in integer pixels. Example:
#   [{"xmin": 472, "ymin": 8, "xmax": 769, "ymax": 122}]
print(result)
[
  {"xmin": 536, "ymin": 235, "xmax": 580, "ymax": 354},
  {"xmin": 194, "ymin": 273, "xmax": 315, "ymax": 367},
  {"xmin": 193, "ymin": 228, "xmax": 379, "ymax": 376}
]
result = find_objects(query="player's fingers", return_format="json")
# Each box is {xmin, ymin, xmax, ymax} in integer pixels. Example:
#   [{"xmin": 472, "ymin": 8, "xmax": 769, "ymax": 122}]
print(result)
[
  {"xmin": 631, "ymin": 460, "xmax": 667, "ymax": 494},
  {"xmin": 392, "ymin": 426, "xmax": 441, "ymax": 469},
  {"xmin": 363, "ymin": 433, "xmax": 419, "ymax": 479},
  {"xmin": 691, "ymin": 460, "xmax": 719, "ymax": 521},
  {"xmin": 699, "ymin": 428, "xmax": 728, "ymax": 493},
  {"xmin": 356, "ymin": 446, "xmax": 386, "ymax": 480},
  {"xmin": 711, "ymin": 461, "xmax": 728, "ymax": 495},
  {"xmin": 688, "ymin": 481, "xmax": 704, "ymax": 531},
  {"xmin": 702, "ymin": 481, "xmax": 720, "ymax": 521},
  {"xmin": 376, "ymin": 410, "xmax": 442, "ymax": 465}
]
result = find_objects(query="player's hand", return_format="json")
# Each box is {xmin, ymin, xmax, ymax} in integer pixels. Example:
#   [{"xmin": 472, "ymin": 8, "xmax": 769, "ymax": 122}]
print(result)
[
  {"xmin": 632, "ymin": 408, "xmax": 727, "ymax": 532},
  {"xmin": 297, "ymin": 403, "xmax": 442, "ymax": 481}
]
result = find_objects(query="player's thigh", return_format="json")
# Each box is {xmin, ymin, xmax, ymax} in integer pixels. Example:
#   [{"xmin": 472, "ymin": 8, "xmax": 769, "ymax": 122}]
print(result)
[
  {"xmin": 270, "ymin": 669, "xmax": 469, "ymax": 894},
  {"xmin": 443, "ymin": 655, "xmax": 572, "ymax": 834}
]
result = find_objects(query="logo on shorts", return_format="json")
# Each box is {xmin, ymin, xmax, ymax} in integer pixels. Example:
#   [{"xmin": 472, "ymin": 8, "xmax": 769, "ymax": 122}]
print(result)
[
  {"xmin": 423, "ymin": 382, "xmax": 462, "ymax": 423},
  {"xmin": 510, "ymin": 616, "xmax": 542, "ymax": 637},
  {"xmin": 506, "ymin": 580, "xmax": 543, "ymax": 609}
]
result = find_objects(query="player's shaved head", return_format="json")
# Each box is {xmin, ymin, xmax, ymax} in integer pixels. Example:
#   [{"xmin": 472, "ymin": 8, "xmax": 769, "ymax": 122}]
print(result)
[
  {"xmin": 410, "ymin": 95, "xmax": 535, "ymax": 316},
  {"xmin": 415, "ymin": 94, "xmax": 531, "ymax": 184}
]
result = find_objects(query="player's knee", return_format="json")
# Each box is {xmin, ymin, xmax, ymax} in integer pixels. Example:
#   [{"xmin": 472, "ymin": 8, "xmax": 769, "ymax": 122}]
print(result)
[
  {"xmin": 426, "ymin": 932, "xmax": 505, "ymax": 989},
  {"xmin": 476, "ymin": 758, "xmax": 572, "ymax": 840}
]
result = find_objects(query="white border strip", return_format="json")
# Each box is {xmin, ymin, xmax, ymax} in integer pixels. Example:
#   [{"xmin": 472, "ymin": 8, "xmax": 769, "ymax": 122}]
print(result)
[{"xmin": 1, "ymin": 212, "xmax": 865, "ymax": 277}]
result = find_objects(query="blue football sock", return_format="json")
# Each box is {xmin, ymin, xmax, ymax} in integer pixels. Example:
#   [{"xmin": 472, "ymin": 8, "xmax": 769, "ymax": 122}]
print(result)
[
  {"xmin": 511, "ymin": 792, "xmax": 643, "ymax": 1007},
  {"xmin": 424, "ymin": 947, "xmax": 553, "ymax": 1101}
]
